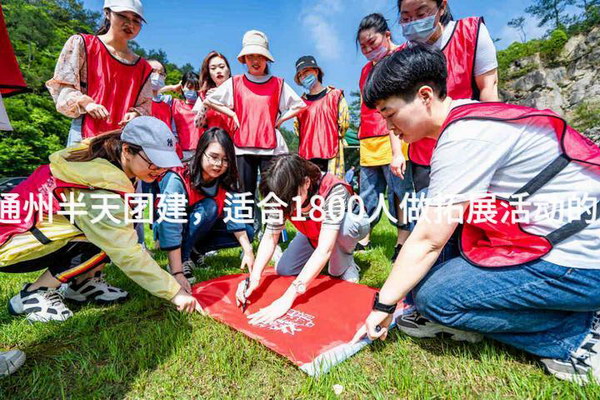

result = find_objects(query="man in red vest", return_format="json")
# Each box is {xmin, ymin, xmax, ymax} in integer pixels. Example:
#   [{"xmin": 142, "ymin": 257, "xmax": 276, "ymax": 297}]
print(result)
[{"xmin": 353, "ymin": 44, "xmax": 600, "ymax": 384}]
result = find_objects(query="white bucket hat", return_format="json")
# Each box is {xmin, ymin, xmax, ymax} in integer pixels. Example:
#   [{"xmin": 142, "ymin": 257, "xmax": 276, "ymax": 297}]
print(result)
[
  {"xmin": 104, "ymin": 0, "xmax": 146, "ymax": 23},
  {"xmin": 237, "ymin": 30, "xmax": 275, "ymax": 63}
]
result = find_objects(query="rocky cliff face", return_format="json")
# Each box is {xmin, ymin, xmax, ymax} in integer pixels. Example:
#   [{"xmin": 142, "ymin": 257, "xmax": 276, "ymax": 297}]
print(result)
[{"xmin": 501, "ymin": 27, "xmax": 600, "ymax": 144}]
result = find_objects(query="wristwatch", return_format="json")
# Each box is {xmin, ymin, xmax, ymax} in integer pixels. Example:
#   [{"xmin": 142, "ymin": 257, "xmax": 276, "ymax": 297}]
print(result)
[
  {"xmin": 291, "ymin": 280, "xmax": 306, "ymax": 295},
  {"xmin": 372, "ymin": 292, "xmax": 397, "ymax": 314}
]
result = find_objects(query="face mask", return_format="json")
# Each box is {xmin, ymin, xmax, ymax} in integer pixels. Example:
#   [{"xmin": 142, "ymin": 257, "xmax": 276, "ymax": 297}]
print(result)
[
  {"xmin": 183, "ymin": 89, "xmax": 198, "ymax": 102},
  {"xmin": 364, "ymin": 44, "xmax": 389, "ymax": 62},
  {"xmin": 401, "ymin": 13, "xmax": 438, "ymax": 43},
  {"xmin": 150, "ymin": 73, "xmax": 165, "ymax": 91},
  {"xmin": 301, "ymin": 74, "xmax": 317, "ymax": 91}
]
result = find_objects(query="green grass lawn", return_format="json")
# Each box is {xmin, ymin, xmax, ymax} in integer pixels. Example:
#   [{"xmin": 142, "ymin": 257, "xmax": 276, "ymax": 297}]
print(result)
[{"xmin": 1, "ymin": 219, "xmax": 599, "ymax": 399}]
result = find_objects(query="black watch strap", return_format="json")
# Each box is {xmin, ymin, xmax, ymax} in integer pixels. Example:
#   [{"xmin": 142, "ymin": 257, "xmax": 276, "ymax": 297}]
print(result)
[{"xmin": 372, "ymin": 292, "xmax": 397, "ymax": 314}]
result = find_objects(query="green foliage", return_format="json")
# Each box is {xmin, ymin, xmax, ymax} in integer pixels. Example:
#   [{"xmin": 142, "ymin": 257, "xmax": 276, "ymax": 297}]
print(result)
[
  {"xmin": 540, "ymin": 28, "xmax": 569, "ymax": 60},
  {"xmin": 279, "ymin": 126, "xmax": 298, "ymax": 152},
  {"xmin": 571, "ymin": 101, "xmax": 600, "ymax": 131}
]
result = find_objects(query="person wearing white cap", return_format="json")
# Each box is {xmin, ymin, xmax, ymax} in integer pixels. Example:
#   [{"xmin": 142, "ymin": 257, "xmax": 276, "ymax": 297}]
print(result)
[
  {"xmin": 46, "ymin": 0, "xmax": 153, "ymax": 146},
  {"xmin": 204, "ymin": 30, "xmax": 306, "ymax": 208},
  {"xmin": 0, "ymin": 117, "xmax": 202, "ymax": 323}
]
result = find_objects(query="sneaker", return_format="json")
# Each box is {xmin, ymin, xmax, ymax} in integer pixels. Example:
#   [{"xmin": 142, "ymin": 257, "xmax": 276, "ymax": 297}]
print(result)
[
  {"xmin": 339, "ymin": 261, "xmax": 360, "ymax": 283},
  {"xmin": 181, "ymin": 261, "xmax": 197, "ymax": 284},
  {"xmin": 396, "ymin": 310, "xmax": 483, "ymax": 343},
  {"xmin": 541, "ymin": 313, "xmax": 600, "ymax": 385},
  {"xmin": 8, "ymin": 284, "xmax": 73, "ymax": 322},
  {"xmin": 391, "ymin": 244, "xmax": 402, "ymax": 263},
  {"xmin": 0, "ymin": 350, "xmax": 26, "ymax": 377},
  {"xmin": 62, "ymin": 272, "xmax": 129, "ymax": 305},
  {"xmin": 355, "ymin": 242, "xmax": 372, "ymax": 252}
]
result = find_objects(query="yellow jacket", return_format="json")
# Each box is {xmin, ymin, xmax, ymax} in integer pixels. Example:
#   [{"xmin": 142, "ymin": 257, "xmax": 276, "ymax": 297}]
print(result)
[{"xmin": 0, "ymin": 142, "xmax": 180, "ymax": 300}]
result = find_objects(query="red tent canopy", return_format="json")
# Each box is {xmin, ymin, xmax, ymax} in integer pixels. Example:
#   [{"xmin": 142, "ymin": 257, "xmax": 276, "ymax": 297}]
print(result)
[{"xmin": 0, "ymin": 3, "xmax": 28, "ymax": 97}]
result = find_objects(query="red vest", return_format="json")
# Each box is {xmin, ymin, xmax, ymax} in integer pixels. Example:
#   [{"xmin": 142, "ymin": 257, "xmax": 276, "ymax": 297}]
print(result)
[
  {"xmin": 151, "ymin": 98, "xmax": 172, "ymax": 128},
  {"xmin": 437, "ymin": 103, "xmax": 600, "ymax": 268},
  {"xmin": 80, "ymin": 34, "xmax": 152, "ymax": 138},
  {"xmin": 199, "ymin": 91, "xmax": 236, "ymax": 138},
  {"xmin": 232, "ymin": 75, "xmax": 283, "ymax": 149},
  {"xmin": 168, "ymin": 166, "xmax": 228, "ymax": 217},
  {"xmin": 408, "ymin": 17, "xmax": 484, "ymax": 167},
  {"xmin": 290, "ymin": 174, "xmax": 353, "ymax": 247},
  {"xmin": 0, "ymin": 164, "xmax": 125, "ymax": 247},
  {"xmin": 172, "ymin": 99, "xmax": 200, "ymax": 152},
  {"xmin": 297, "ymin": 88, "xmax": 343, "ymax": 160},
  {"xmin": 358, "ymin": 47, "xmax": 403, "ymax": 140},
  {"xmin": 0, "ymin": 4, "xmax": 28, "ymax": 97}
]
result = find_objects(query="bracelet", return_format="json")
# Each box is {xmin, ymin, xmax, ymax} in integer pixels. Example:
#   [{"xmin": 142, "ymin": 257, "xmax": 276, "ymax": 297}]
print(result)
[
  {"xmin": 172, "ymin": 271, "xmax": 184, "ymax": 276},
  {"xmin": 372, "ymin": 292, "xmax": 397, "ymax": 314}
]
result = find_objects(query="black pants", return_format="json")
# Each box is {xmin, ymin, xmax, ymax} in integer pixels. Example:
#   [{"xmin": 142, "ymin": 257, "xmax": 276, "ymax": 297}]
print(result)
[
  {"xmin": 1, "ymin": 241, "xmax": 108, "ymax": 283},
  {"xmin": 235, "ymin": 154, "xmax": 276, "ymax": 199},
  {"xmin": 309, "ymin": 158, "xmax": 329, "ymax": 173}
]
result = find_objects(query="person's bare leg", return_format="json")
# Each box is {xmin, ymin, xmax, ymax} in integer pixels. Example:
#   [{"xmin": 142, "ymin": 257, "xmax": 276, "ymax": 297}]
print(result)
[
  {"xmin": 28, "ymin": 270, "xmax": 62, "ymax": 291},
  {"xmin": 73, "ymin": 263, "xmax": 106, "ymax": 284}
]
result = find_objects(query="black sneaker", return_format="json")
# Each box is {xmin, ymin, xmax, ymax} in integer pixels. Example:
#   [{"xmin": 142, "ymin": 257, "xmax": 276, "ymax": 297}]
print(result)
[
  {"xmin": 541, "ymin": 312, "xmax": 600, "ymax": 384},
  {"xmin": 396, "ymin": 310, "xmax": 483, "ymax": 343},
  {"xmin": 391, "ymin": 244, "xmax": 402, "ymax": 262},
  {"xmin": 355, "ymin": 242, "xmax": 372, "ymax": 252},
  {"xmin": 181, "ymin": 261, "xmax": 197, "ymax": 284}
]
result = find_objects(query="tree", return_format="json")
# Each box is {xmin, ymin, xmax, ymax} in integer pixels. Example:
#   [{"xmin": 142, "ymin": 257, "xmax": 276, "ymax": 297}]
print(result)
[
  {"xmin": 508, "ymin": 16, "xmax": 527, "ymax": 42},
  {"xmin": 525, "ymin": 0, "xmax": 574, "ymax": 30}
]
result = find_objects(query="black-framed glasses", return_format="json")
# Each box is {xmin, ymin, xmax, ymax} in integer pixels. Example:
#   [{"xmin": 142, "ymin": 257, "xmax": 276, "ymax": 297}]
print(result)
[
  {"xmin": 137, "ymin": 151, "xmax": 163, "ymax": 171},
  {"xmin": 203, "ymin": 152, "xmax": 229, "ymax": 167}
]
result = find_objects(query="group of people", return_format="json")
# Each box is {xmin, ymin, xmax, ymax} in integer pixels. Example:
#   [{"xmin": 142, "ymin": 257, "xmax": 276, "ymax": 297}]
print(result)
[{"xmin": 1, "ymin": 0, "xmax": 599, "ymax": 386}]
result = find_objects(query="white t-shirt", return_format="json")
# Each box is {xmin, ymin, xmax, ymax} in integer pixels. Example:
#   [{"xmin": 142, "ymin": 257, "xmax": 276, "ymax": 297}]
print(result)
[
  {"xmin": 432, "ymin": 20, "xmax": 498, "ymax": 77},
  {"xmin": 206, "ymin": 73, "xmax": 305, "ymax": 156},
  {"xmin": 427, "ymin": 100, "xmax": 600, "ymax": 269}
]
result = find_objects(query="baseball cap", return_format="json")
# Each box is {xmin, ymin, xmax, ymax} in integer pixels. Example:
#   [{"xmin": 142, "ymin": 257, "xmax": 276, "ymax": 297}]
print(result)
[
  {"xmin": 103, "ymin": 0, "xmax": 146, "ymax": 22},
  {"xmin": 120, "ymin": 116, "xmax": 182, "ymax": 168}
]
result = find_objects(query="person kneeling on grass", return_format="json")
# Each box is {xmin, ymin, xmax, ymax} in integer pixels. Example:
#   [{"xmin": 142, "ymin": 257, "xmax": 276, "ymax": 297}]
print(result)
[
  {"xmin": 353, "ymin": 44, "xmax": 600, "ymax": 384},
  {"xmin": 0, "ymin": 117, "xmax": 202, "ymax": 322},
  {"xmin": 236, "ymin": 154, "xmax": 370, "ymax": 325},
  {"xmin": 153, "ymin": 127, "xmax": 255, "ymax": 291}
]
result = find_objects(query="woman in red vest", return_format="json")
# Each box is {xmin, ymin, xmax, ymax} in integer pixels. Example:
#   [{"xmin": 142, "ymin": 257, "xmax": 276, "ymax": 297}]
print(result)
[
  {"xmin": 171, "ymin": 71, "xmax": 201, "ymax": 161},
  {"xmin": 192, "ymin": 51, "xmax": 236, "ymax": 137},
  {"xmin": 204, "ymin": 30, "xmax": 306, "ymax": 201},
  {"xmin": 46, "ymin": 0, "xmax": 152, "ymax": 145},
  {"xmin": 354, "ymin": 45, "xmax": 600, "ymax": 383},
  {"xmin": 293, "ymin": 55, "xmax": 350, "ymax": 179},
  {"xmin": 235, "ymin": 154, "xmax": 371, "ymax": 325},
  {"xmin": 148, "ymin": 59, "xmax": 173, "ymax": 128},
  {"xmin": 396, "ymin": 0, "xmax": 499, "ymax": 191},
  {"xmin": 154, "ymin": 128, "xmax": 255, "ymax": 292},
  {"xmin": 0, "ymin": 117, "xmax": 202, "ymax": 323}
]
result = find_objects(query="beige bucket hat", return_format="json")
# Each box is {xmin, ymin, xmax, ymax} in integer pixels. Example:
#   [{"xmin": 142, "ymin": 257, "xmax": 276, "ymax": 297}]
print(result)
[{"xmin": 237, "ymin": 30, "xmax": 275, "ymax": 63}]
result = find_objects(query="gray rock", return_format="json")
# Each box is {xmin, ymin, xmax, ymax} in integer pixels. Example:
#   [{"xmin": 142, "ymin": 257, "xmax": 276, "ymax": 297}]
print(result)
[{"xmin": 583, "ymin": 126, "xmax": 600, "ymax": 145}]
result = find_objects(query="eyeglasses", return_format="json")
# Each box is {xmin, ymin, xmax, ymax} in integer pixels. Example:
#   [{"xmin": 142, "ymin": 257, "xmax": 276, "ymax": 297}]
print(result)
[
  {"xmin": 137, "ymin": 151, "xmax": 163, "ymax": 171},
  {"xmin": 203, "ymin": 152, "xmax": 229, "ymax": 167},
  {"xmin": 113, "ymin": 11, "xmax": 143, "ymax": 27}
]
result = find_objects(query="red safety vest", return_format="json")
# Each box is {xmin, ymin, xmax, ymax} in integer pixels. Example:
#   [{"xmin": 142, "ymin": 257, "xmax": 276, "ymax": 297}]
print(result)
[
  {"xmin": 358, "ymin": 47, "xmax": 403, "ymax": 140},
  {"xmin": 408, "ymin": 17, "xmax": 484, "ymax": 167},
  {"xmin": 80, "ymin": 34, "xmax": 152, "ymax": 138},
  {"xmin": 0, "ymin": 164, "xmax": 126, "ymax": 247},
  {"xmin": 198, "ymin": 91, "xmax": 236, "ymax": 138},
  {"xmin": 167, "ymin": 166, "xmax": 228, "ymax": 217},
  {"xmin": 151, "ymin": 98, "xmax": 172, "ymax": 128},
  {"xmin": 435, "ymin": 102, "xmax": 600, "ymax": 268},
  {"xmin": 232, "ymin": 75, "xmax": 283, "ymax": 149},
  {"xmin": 297, "ymin": 88, "xmax": 343, "ymax": 160},
  {"xmin": 172, "ymin": 99, "xmax": 201, "ymax": 152},
  {"xmin": 290, "ymin": 173, "xmax": 353, "ymax": 247}
]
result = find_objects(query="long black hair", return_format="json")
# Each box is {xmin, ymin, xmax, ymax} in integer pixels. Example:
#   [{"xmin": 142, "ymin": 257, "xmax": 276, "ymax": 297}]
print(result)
[
  {"xmin": 397, "ymin": 0, "xmax": 454, "ymax": 26},
  {"xmin": 189, "ymin": 127, "xmax": 239, "ymax": 192},
  {"xmin": 356, "ymin": 13, "xmax": 392, "ymax": 48},
  {"xmin": 96, "ymin": 9, "xmax": 111, "ymax": 35}
]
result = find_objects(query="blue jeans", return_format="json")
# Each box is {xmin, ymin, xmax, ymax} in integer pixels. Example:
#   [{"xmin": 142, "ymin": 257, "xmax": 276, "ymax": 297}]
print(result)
[
  {"xmin": 182, "ymin": 198, "xmax": 254, "ymax": 261},
  {"xmin": 413, "ymin": 257, "xmax": 600, "ymax": 360},
  {"xmin": 359, "ymin": 163, "xmax": 414, "ymax": 229}
]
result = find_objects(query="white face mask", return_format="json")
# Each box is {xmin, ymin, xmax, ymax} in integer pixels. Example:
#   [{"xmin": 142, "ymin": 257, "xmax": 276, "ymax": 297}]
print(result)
[{"xmin": 150, "ymin": 72, "xmax": 165, "ymax": 91}]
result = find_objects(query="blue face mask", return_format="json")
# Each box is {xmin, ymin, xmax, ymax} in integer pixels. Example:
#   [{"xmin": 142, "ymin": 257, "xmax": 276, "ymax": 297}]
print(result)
[
  {"xmin": 401, "ymin": 13, "xmax": 438, "ymax": 43},
  {"xmin": 301, "ymin": 74, "xmax": 317, "ymax": 91},
  {"xmin": 183, "ymin": 89, "xmax": 198, "ymax": 102},
  {"xmin": 150, "ymin": 73, "xmax": 165, "ymax": 91}
]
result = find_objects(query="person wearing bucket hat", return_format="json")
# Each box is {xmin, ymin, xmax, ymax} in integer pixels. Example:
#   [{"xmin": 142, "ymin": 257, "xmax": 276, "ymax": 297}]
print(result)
[
  {"xmin": 47, "ymin": 0, "xmax": 153, "ymax": 146},
  {"xmin": 204, "ymin": 30, "xmax": 305, "ymax": 210},
  {"xmin": 0, "ymin": 117, "xmax": 202, "ymax": 324},
  {"xmin": 293, "ymin": 55, "xmax": 350, "ymax": 179}
]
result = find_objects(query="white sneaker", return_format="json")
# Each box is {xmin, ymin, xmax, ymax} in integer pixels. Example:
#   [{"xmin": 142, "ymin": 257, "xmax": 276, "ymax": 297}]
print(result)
[
  {"xmin": 542, "ymin": 312, "xmax": 600, "ymax": 385},
  {"xmin": 396, "ymin": 310, "xmax": 483, "ymax": 343},
  {"xmin": 339, "ymin": 261, "xmax": 360, "ymax": 283},
  {"xmin": 168, "ymin": 262, "xmax": 196, "ymax": 284},
  {"xmin": 62, "ymin": 272, "xmax": 128, "ymax": 305},
  {"xmin": 0, "ymin": 350, "xmax": 26, "ymax": 377},
  {"xmin": 8, "ymin": 284, "xmax": 73, "ymax": 322}
]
